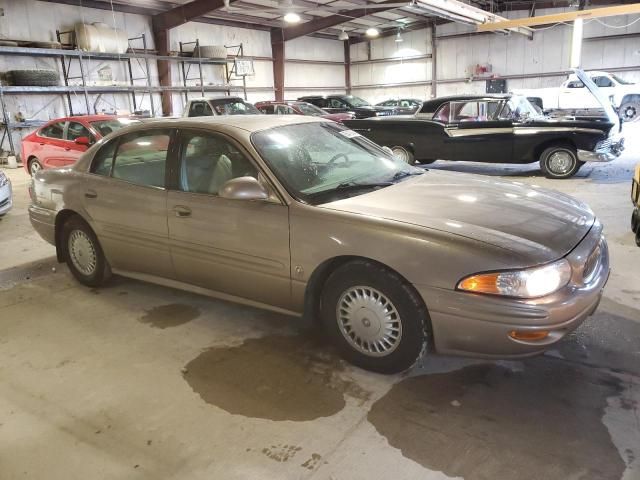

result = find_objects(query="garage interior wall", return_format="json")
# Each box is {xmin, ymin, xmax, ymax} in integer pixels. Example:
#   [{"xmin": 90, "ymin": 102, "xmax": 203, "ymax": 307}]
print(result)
[
  {"xmin": 352, "ymin": 7, "xmax": 640, "ymax": 103},
  {"xmin": 0, "ymin": 0, "xmax": 159, "ymax": 120}
]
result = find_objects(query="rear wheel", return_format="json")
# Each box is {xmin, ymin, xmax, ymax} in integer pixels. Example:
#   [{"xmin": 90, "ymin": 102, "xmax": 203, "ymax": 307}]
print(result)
[
  {"xmin": 539, "ymin": 145, "xmax": 583, "ymax": 179},
  {"xmin": 390, "ymin": 146, "xmax": 415, "ymax": 165},
  {"xmin": 29, "ymin": 158, "xmax": 42, "ymax": 176},
  {"xmin": 636, "ymin": 229, "xmax": 640, "ymax": 247},
  {"xmin": 320, "ymin": 260, "xmax": 430, "ymax": 374},
  {"xmin": 620, "ymin": 100, "xmax": 640, "ymax": 123},
  {"xmin": 62, "ymin": 216, "xmax": 111, "ymax": 287}
]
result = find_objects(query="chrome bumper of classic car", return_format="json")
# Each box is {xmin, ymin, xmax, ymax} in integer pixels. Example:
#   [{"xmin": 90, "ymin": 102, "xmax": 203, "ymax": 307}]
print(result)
[
  {"xmin": 578, "ymin": 136, "xmax": 625, "ymax": 162},
  {"xmin": 415, "ymin": 221, "xmax": 609, "ymax": 358}
]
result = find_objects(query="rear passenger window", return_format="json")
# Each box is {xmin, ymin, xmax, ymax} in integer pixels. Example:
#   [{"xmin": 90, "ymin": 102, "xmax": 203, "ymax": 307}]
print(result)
[
  {"xmin": 40, "ymin": 122, "xmax": 65, "ymax": 139},
  {"xmin": 111, "ymin": 130, "xmax": 171, "ymax": 188},
  {"xmin": 188, "ymin": 101, "xmax": 214, "ymax": 117}
]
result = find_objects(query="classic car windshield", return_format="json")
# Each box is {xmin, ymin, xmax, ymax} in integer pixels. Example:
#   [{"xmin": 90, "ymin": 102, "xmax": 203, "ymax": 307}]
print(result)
[
  {"xmin": 252, "ymin": 122, "xmax": 422, "ymax": 204},
  {"xmin": 297, "ymin": 103, "xmax": 327, "ymax": 116},
  {"xmin": 611, "ymin": 74, "xmax": 634, "ymax": 85},
  {"xmin": 500, "ymin": 96, "xmax": 542, "ymax": 121}
]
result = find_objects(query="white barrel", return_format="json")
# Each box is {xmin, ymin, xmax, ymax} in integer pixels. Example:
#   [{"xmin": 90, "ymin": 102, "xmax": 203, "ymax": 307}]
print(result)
[{"xmin": 75, "ymin": 22, "xmax": 128, "ymax": 54}]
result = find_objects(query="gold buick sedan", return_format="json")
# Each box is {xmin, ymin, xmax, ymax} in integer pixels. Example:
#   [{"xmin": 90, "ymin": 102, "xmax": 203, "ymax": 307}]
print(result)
[{"xmin": 28, "ymin": 115, "xmax": 609, "ymax": 373}]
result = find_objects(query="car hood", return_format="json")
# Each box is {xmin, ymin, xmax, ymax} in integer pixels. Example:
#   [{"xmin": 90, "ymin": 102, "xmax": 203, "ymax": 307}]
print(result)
[
  {"xmin": 321, "ymin": 170, "xmax": 594, "ymax": 264},
  {"xmin": 575, "ymin": 69, "xmax": 620, "ymax": 131}
]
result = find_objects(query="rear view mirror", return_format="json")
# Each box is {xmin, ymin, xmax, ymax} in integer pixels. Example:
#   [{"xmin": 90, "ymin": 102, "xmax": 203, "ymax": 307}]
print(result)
[
  {"xmin": 219, "ymin": 176, "xmax": 269, "ymax": 201},
  {"xmin": 74, "ymin": 136, "xmax": 91, "ymax": 146}
]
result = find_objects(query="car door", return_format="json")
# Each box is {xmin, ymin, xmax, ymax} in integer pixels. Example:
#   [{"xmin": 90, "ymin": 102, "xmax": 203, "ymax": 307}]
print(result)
[
  {"xmin": 62, "ymin": 121, "xmax": 95, "ymax": 166},
  {"xmin": 439, "ymin": 100, "xmax": 514, "ymax": 162},
  {"xmin": 37, "ymin": 121, "xmax": 68, "ymax": 167},
  {"xmin": 83, "ymin": 128, "xmax": 175, "ymax": 278},
  {"xmin": 559, "ymin": 79, "xmax": 599, "ymax": 109},
  {"xmin": 167, "ymin": 129, "xmax": 291, "ymax": 308}
]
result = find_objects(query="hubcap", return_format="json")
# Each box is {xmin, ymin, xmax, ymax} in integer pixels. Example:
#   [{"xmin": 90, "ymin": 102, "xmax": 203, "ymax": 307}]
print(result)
[
  {"xmin": 391, "ymin": 147, "xmax": 410, "ymax": 164},
  {"xmin": 30, "ymin": 161, "xmax": 41, "ymax": 176},
  {"xmin": 336, "ymin": 286, "xmax": 402, "ymax": 357},
  {"xmin": 68, "ymin": 230, "xmax": 97, "ymax": 276},
  {"xmin": 547, "ymin": 150, "xmax": 574, "ymax": 175},
  {"xmin": 623, "ymin": 106, "xmax": 637, "ymax": 121}
]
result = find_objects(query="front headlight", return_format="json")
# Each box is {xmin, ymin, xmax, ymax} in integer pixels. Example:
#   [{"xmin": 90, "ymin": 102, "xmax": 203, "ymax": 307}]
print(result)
[
  {"xmin": 457, "ymin": 258, "xmax": 572, "ymax": 299},
  {"xmin": 0, "ymin": 171, "xmax": 8, "ymax": 188}
]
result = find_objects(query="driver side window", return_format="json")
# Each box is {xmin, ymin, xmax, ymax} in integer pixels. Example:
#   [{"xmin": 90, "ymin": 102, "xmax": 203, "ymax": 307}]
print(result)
[{"xmin": 178, "ymin": 132, "xmax": 258, "ymax": 195}]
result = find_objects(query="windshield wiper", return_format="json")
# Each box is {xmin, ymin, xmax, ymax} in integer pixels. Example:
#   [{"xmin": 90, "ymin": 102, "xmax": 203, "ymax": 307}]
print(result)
[
  {"xmin": 391, "ymin": 170, "xmax": 424, "ymax": 181},
  {"xmin": 335, "ymin": 181, "xmax": 393, "ymax": 190}
]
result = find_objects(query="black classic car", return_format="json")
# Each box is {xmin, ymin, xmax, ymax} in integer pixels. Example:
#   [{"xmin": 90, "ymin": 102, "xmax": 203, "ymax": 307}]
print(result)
[
  {"xmin": 297, "ymin": 94, "xmax": 395, "ymax": 119},
  {"xmin": 344, "ymin": 72, "xmax": 625, "ymax": 179}
]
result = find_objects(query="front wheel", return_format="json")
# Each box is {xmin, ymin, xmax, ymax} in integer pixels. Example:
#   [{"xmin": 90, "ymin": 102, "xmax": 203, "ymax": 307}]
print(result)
[
  {"xmin": 390, "ymin": 146, "xmax": 415, "ymax": 165},
  {"xmin": 29, "ymin": 158, "xmax": 42, "ymax": 177},
  {"xmin": 62, "ymin": 216, "xmax": 111, "ymax": 287},
  {"xmin": 320, "ymin": 260, "xmax": 430, "ymax": 374},
  {"xmin": 539, "ymin": 145, "xmax": 583, "ymax": 179}
]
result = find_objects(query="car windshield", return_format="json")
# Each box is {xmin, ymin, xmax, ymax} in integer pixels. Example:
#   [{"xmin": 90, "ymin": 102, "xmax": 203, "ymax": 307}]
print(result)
[
  {"xmin": 90, "ymin": 118, "xmax": 140, "ymax": 136},
  {"xmin": 344, "ymin": 95, "xmax": 371, "ymax": 107},
  {"xmin": 611, "ymin": 74, "xmax": 634, "ymax": 85},
  {"xmin": 297, "ymin": 103, "xmax": 327, "ymax": 116},
  {"xmin": 209, "ymin": 99, "xmax": 260, "ymax": 115},
  {"xmin": 252, "ymin": 122, "xmax": 423, "ymax": 205},
  {"xmin": 499, "ymin": 96, "xmax": 542, "ymax": 121}
]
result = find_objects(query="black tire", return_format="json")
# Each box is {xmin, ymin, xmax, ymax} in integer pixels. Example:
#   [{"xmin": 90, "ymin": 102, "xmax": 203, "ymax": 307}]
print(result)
[
  {"xmin": 632, "ymin": 209, "xmax": 639, "ymax": 234},
  {"xmin": 9, "ymin": 69, "xmax": 59, "ymax": 86},
  {"xmin": 619, "ymin": 100, "xmax": 640, "ymax": 123},
  {"xmin": 636, "ymin": 230, "xmax": 640, "ymax": 247},
  {"xmin": 28, "ymin": 158, "xmax": 42, "ymax": 177},
  {"xmin": 320, "ymin": 260, "xmax": 430, "ymax": 374},
  {"xmin": 389, "ymin": 145, "xmax": 415, "ymax": 165},
  {"xmin": 62, "ymin": 216, "xmax": 111, "ymax": 287},
  {"xmin": 539, "ymin": 144, "xmax": 583, "ymax": 179}
]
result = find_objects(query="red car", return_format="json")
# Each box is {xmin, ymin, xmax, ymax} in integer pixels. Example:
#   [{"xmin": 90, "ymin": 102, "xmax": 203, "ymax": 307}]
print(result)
[
  {"xmin": 254, "ymin": 101, "xmax": 353, "ymax": 123},
  {"xmin": 22, "ymin": 115, "xmax": 139, "ymax": 176}
]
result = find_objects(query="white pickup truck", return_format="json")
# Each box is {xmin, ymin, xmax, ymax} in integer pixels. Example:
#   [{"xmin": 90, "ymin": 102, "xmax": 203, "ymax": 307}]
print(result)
[{"xmin": 515, "ymin": 71, "xmax": 640, "ymax": 122}]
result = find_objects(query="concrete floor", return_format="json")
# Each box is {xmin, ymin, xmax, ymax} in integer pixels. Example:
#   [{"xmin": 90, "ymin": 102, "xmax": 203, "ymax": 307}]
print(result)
[{"xmin": 1, "ymin": 126, "xmax": 639, "ymax": 480}]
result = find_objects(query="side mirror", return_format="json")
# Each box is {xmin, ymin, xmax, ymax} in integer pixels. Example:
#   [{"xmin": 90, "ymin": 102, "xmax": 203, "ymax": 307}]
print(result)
[
  {"xmin": 219, "ymin": 176, "xmax": 269, "ymax": 201},
  {"xmin": 74, "ymin": 136, "xmax": 91, "ymax": 146}
]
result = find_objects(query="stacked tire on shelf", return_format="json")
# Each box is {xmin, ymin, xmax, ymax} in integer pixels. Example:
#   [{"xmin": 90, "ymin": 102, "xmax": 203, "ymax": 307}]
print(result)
[{"xmin": 8, "ymin": 69, "xmax": 59, "ymax": 86}]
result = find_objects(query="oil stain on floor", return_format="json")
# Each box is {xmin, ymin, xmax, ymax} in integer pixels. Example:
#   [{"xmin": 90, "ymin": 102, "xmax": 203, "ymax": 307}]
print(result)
[
  {"xmin": 139, "ymin": 304, "xmax": 200, "ymax": 329},
  {"xmin": 183, "ymin": 334, "xmax": 370, "ymax": 421},
  {"xmin": 368, "ymin": 358, "xmax": 626, "ymax": 480}
]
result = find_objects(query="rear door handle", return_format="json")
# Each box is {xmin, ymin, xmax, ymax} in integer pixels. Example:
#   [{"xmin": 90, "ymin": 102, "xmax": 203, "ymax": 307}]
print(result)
[
  {"xmin": 85, "ymin": 189, "xmax": 97, "ymax": 199},
  {"xmin": 173, "ymin": 205, "xmax": 192, "ymax": 217}
]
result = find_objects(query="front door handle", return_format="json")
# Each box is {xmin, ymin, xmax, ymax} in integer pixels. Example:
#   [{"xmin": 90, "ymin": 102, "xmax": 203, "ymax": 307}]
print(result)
[
  {"xmin": 85, "ymin": 189, "xmax": 97, "ymax": 199},
  {"xmin": 173, "ymin": 205, "xmax": 192, "ymax": 217},
  {"xmin": 65, "ymin": 147, "xmax": 71, "ymax": 151}
]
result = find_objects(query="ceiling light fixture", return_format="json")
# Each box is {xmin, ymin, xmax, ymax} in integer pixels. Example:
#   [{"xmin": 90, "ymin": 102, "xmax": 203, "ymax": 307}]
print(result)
[
  {"xmin": 284, "ymin": 12, "xmax": 301, "ymax": 23},
  {"xmin": 338, "ymin": 29, "xmax": 349, "ymax": 41},
  {"xmin": 365, "ymin": 27, "xmax": 380, "ymax": 37},
  {"xmin": 395, "ymin": 30, "xmax": 403, "ymax": 42}
]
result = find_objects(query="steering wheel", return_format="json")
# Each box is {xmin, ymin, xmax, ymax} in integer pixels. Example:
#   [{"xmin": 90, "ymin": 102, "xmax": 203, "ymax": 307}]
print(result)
[{"xmin": 328, "ymin": 153, "xmax": 350, "ymax": 166}]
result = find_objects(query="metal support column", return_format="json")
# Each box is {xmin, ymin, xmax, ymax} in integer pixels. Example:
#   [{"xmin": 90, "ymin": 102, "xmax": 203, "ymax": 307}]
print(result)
[
  {"xmin": 344, "ymin": 40, "xmax": 351, "ymax": 95},
  {"xmin": 431, "ymin": 21, "xmax": 437, "ymax": 98}
]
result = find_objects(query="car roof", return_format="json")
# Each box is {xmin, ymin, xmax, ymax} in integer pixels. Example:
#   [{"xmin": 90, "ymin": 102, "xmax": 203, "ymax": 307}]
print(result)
[
  {"xmin": 117, "ymin": 114, "xmax": 326, "ymax": 134},
  {"xmin": 47, "ymin": 114, "xmax": 118, "ymax": 123},
  {"xmin": 188, "ymin": 96, "xmax": 245, "ymax": 102}
]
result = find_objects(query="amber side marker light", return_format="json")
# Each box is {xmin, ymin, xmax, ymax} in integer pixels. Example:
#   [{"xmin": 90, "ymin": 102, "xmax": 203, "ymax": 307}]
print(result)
[{"xmin": 509, "ymin": 330, "xmax": 550, "ymax": 341}]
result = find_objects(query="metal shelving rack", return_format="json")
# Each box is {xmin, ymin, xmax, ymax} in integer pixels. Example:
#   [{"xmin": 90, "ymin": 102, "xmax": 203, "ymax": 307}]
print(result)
[{"xmin": 0, "ymin": 42, "xmax": 246, "ymax": 157}]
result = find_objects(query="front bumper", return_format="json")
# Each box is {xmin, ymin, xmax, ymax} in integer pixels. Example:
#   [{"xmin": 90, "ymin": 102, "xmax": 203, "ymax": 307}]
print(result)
[
  {"xmin": 578, "ymin": 136, "xmax": 625, "ymax": 162},
  {"xmin": 416, "ymin": 221, "xmax": 609, "ymax": 358},
  {"xmin": 0, "ymin": 180, "xmax": 12, "ymax": 216}
]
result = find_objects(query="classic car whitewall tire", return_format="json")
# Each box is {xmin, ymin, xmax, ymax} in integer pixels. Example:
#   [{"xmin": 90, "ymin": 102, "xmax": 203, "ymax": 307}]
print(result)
[
  {"xmin": 390, "ymin": 146, "xmax": 415, "ymax": 166},
  {"xmin": 29, "ymin": 158, "xmax": 42, "ymax": 177},
  {"xmin": 320, "ymin": 260, "xmax": 429, "ymax": 374},
  {"xmin": 539, "ymin": 145, "xmax": 583, "ymax": 179},
  {"xmin": 62, "ymin": 216, "xmax": 111, "ymax": 287}
]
